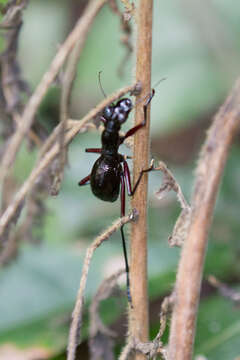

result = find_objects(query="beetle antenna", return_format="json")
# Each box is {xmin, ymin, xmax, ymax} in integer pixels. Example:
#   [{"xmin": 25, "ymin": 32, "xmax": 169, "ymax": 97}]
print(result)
[
  {"xmin": 98, "ymin": 71, "xmax": 107, "ymax": 99},
  {"xmin": 153, "ymin": 76, "xmax": 167, "ymax": 89},
  {"xmin": 133, "ymin": 77, "xmax": 167, "ymax": 108}
]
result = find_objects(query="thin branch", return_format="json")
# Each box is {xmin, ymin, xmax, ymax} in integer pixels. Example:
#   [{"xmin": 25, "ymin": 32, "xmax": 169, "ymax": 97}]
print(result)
[
  {"xmin": 156, "ymin": 292, "xmax": 175, "ymax": 342},
  {"xmin": 0, "ymin": 0, "xmax": 109, "ymax": 183},
  {"xmin": 0, "ymin": 0, "xmax": 42, "ymax": 147},
  {"xmin": 120, "ymin": 292, "xmax": 174, "ymax": 360},
  {"xmin": 39, "ymin": 121, "xmax": 95, "ymax": 160},
  {"xmin": 129, "ymin": 0, "xmax": 153, "ymax": 356},
  {"xmin": 208, "ymin": 275, "xmax": 240, "ymax": 304},
  {"xmin": 119, "ymin": 339, "xmax": 134, "ymax": 360},
  {"xmin": 90, "ymin": 269, "xmax": 125, "ymax": 338},
  {"xmin": 155, "ymin": 162, "xmax": 189, "ymax": 210},
  {"xmin": 119, "ymin": 334, "xmax": 167, "ymax": 360},
  {"xmin": 120, "ymin": 293, "xmax": 173, "ymax": 360},
  {"xmin": 0, "ymin": 84, "xmax": 137, "ymax": 242},
  {"xmin": 168, "ymin": 77, "xmax": 240, "ymax": 359},
  {"xmin": 154, "ymin": 161, "xmax": 191, "ymax": 247},
  {"xmin": 89, "ymin": 269, "xmax": 125, "ymax": 360},
  {"xmin": 108, "ymin": 0, "xmax": 135, "ymax": 77},
  {"xmin": 67, "ymin": 212, "xmax": 135, "ymax": 360},
  {"xmin": 52, "ymin": 3, "xmax": 99, "ymax": 195}
]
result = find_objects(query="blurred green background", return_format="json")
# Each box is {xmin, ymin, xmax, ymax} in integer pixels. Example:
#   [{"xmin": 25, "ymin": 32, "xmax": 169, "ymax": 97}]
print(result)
[{"xmin": 1, "ymin": 0, "xmax": 240, "ymax": 359}]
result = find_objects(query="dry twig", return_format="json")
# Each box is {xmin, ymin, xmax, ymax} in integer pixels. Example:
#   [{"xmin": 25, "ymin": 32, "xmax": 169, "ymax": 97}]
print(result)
[
  {"xmin": 0, "ymin": 0, "xmax": 50, "ymax": 258},
  {"xmin": 67, "ymin": 211, "xmax": 136, "ymax": 360},
  {"xmin": 0, "ymin": 0, "xmax": 109, "ymax": 183},
  {"xmin": 52, "ymin": 0, "xmax": 106, "ymax": 195},
  {"xmin": 168, "ymin": 77, "xmax": 240, "ymax": 359},
  {"xmin": 0, "ymin": 0, "xmax": 30, "ymax": 112},
  {"xmin": 108, "ymin": 0, "xmax": 134, "ymax": 77},
  {"xmin": 154, "ymin": 161, "xmax": 191, "ymax": 247},
  {"xmin": 156, "ymin": 292, "xmax": 175, "ymax": 342},
  {"xmin": 208, "ymin": 275, "xmax": 240, "ymax": 304},
  {"xmin": 119, "ymin": 334, "xmax": 167, "ymax": 360},
  {"xmin": 0, "ymin": 83, "xmax": 137, "ymax": 243},
  {"xmin": 0, "ymin": 0, "xmax": 42, "ymax": 147},
  {"xmin": 120, "ymin": 293, "xmax": 174, "ymax": 360},
  {"xmin": 129, "ymin": 2, "xmax": 153, "ymax": 356},
  {"xmin": 89, "ymin": 269, "xmax": 125, "ymax": 360}
]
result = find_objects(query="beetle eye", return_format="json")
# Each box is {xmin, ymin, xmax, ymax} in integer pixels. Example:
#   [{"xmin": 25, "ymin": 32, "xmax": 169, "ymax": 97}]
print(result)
[{"xmin": 103, "ymin": 106, "xmax": 113, "ymax": 120}]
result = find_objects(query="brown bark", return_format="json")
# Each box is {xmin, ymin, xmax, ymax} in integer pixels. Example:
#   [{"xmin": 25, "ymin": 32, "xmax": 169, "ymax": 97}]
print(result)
[
  {"xmin": 168, "ymin": 78, "xmax": 240, "ymax": 359},
  {"xmin": 130, "ymin": 1, "xmax": 153, "ymax": 359}
]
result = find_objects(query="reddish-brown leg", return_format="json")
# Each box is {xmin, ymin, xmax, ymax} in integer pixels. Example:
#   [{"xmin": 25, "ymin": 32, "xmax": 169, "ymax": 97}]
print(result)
[
  {"xmin": 78, "ymin": 174, "xmax": 90, "ymax": 186},
  {"xmin": 123, "ymin": 160, "xmax": 132, "ymax": 195},
  {"xmin": 120, "ymin": 175, "xmax": 132, "ymax": 304},
  {"xmin": 119, "ymin": 89, "xmax": 155, "ymax": 144},
  {"xmin": 120, "ymin": 175, "xmax": 126, "ymax": 217},
  {"xmin": 85, "ymin": 148, "xmax": 102, "ymax": 153},
  {"xmin": 123, "ymin": 159, "xmax": 154, "ymax": 196}
]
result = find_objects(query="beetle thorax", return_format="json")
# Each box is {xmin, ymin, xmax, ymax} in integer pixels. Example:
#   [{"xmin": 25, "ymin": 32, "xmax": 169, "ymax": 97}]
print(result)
[{"xmin": 101, "ymin": 127, "xmax": 120, "ymax": 153}]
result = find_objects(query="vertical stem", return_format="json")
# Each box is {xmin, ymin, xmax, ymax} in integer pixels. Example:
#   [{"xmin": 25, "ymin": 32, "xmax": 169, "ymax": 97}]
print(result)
[
  {"xmin": 168, "ymin": 79, "xmax": 240, "ymax": 359},
  {"xmin": 130, "ymin": 0, "xmax": 153, "ymax": 357}
]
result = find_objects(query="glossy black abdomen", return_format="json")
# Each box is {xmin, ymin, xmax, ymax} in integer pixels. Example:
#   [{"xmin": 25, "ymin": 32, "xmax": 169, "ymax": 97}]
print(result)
[{"xmin": 90, "ymin": 155, "xmax": 122, "ymax": 202}]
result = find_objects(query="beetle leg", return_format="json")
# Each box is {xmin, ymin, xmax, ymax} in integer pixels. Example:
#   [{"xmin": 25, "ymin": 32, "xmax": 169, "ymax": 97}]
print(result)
[
  {"xmin": 100, "ymin": 116, "xmax": 107, "ymax": 124},
  {"xmin": 120, "ymin": 174, "xmax": 132, "ymax": 305},
  {"xmin": 123, "ymin": 159, "xmax": 155, "ymax": 196},
  {"xmin": 78, "ymin": 174, "xmax": 91, "ymax": 186},
  {"xmin": 123, "ymin": 160, "xmax": 132, "ymax": 196},
  {"xmin": 85, "ymin": 148, "xmax": 102, "ymax": 153},
  {"xmin": 131, "ymin": 160, "xmax": 155, "ymax": 196},
  {"xmin": 119, "ymin": 89, "xmax": 155, "ymax": 144}
]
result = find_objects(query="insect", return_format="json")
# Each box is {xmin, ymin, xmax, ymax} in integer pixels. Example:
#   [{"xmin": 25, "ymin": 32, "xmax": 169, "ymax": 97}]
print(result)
[{"xmin": 78, "ymin": 88, "xmax": 155, "ymax": 303}]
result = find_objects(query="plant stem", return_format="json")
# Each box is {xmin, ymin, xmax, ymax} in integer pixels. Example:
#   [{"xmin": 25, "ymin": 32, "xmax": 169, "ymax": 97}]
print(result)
[
  {"xmin": 0, "ymin": 0, "xmax": 108, "ymax": 184},
  {"xmin": 168, "ymin": 78, "xmax": 240, "ymax": 359},
  {"xmin": 130, "ymin": 0, "xmax": 153, "ymax": 357},
  {"xmin": 0, "ymin": 84, "xmax": 136, "ymax": 241}
]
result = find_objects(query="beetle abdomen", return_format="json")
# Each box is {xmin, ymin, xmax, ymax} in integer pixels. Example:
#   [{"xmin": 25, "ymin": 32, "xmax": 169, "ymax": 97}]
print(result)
[{"xmin": 90, "ymin": 156, "xmax": 122, "ymax": 202}]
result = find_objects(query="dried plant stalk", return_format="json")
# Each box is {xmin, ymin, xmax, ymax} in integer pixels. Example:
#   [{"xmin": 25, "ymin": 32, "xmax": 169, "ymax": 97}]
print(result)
[
  {"xmin": 89, "ymin": 269, "xmax": 125, "ymax": 360},
  {"xmin": 67, "ymin": 213, "xmax": 134, "ymax": 360},
  {"xmin": 53, "ymin": 0, "xmax": 102, "ymax": 195},
  {"xmin": 129, "ymin": 1, "xmax": 153, "ymax": 357},
  {"xmin": 0, "ymin": 84, "xmax": 136, "ymax": 243},
  {"xmin": 168, "ymin": 77, "xmax": 240, "ymax": 359},
  {"xmin": 0, "ymin": 0, "xmax": 109, "ymax": 183},
  {"xmin": 154, "ymin": 161, "xmax": 191, "ymax": 247},
  {"xmin": 208, "ymin": 275, "xmax": 240, "ymax": 304}
]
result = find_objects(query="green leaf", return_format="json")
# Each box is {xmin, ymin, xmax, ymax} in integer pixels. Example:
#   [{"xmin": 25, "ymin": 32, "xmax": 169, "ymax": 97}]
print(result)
[
  {"xmin": 195, "ymin": 296, "xmax": 240, "ymax": 359},
  {"xmin": 0, "ymin": 243, "xmax": 102, "ymax": 349}
]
